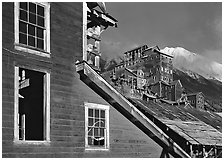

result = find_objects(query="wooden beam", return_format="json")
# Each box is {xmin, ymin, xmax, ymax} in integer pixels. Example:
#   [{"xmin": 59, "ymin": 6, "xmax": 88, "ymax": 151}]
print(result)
[{"xmin": 76, "ymin": 61, "xmax": 190, "ymax": 158}]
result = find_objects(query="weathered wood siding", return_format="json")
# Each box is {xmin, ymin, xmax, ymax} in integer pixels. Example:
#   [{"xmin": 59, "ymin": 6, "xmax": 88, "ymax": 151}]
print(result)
[{"xmin": 2, "ymin": 2, "xmax": 162, "ymax": 158}]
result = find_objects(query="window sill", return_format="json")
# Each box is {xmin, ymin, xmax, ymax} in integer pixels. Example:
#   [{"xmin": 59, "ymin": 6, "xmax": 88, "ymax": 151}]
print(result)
[
  {"xmin": 14, "ymin": 140, "xmax": 51, "ymax": 145},
  {"xmin": 85, "ymin": 148, "xmax": 109, "ymax": 151},
  {"xmin": 15, "ymin": 44, "xmax": 51, "ymax": 58}
]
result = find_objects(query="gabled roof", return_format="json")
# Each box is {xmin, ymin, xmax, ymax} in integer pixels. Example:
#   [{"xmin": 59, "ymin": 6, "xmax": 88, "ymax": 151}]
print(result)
[
  {"xmin": 149, "ymin": 80, "xmax": 170, "ymax": 86},
  {"xmin": 124, "ymin": 44, "xmax": 148, "ymax": 54},
  {"xmin": 170, "ymin": 80, "xmax": 183, "ymax": 87},
  {"xmin": 124, "ymin": 68, "xmax": 137, "ymax": 77},
  {"xmin": 143, "ymin": 46, "xmax": 174, "ymax": 58},
  {"xmin": 187, "ymin": 92, "xmax": 204, "ymax": 97}
]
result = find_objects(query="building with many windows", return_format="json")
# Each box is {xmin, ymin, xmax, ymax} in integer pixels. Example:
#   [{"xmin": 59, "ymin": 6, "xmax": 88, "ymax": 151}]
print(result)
[
  {"xmin": 187, "ymin": 92, "xmax": 205, "ymax": 110},
  {"xmin": 105, "ymin": 45, "xmax": 173, "ymax": 100}
]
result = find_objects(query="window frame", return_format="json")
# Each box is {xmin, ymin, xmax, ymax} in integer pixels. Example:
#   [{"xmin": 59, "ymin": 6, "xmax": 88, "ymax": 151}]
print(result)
[
  {"xmin": 14, "ymin": 66, "xmax": 50, "ymax": 144},
  {"xmin": 14, "ymin": 2, "xmax": 50, "ymax": 57},
  {"xmin": 85, "ymin": 102, "xmax": 110, "ymax": 151}
]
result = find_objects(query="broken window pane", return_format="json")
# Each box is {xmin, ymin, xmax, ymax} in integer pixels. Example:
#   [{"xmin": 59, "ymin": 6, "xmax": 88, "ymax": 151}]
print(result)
[
  {"xmin": 18, "ymin": 68, "xmax": 46, "ymax": 140},
  {"xmin": 86, "ymin": 107, "xmax": 107, "ymax": 148}
]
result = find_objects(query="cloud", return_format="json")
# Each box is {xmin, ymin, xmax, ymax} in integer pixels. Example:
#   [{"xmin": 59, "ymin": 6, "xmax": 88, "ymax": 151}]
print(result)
[
  {"xmin": 201, "ymin": 49, "xmax": 222, "ymax": 64},
  {"xmin": 101, "ymin": 39, "xmax": 139, "ymax": 60},
  {"xmin": 213, "ymin": 16, "xmax": 222, "ymax": 38}
]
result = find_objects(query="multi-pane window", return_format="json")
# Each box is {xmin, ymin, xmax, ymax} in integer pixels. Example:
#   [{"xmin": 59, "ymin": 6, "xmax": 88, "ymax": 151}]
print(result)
[
  {"xmin": 15, "ymin": 2, "xmax": 50, "ymax": 56},
  {"xmin": 85, "ymin": 103, "xmax": 109, "ymax": 150},
  {"xmin": 19, "ymin": 2, "xmax": 45, "ymax": 50}
]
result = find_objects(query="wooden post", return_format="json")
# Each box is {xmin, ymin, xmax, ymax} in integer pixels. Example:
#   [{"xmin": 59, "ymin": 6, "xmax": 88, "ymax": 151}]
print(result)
[
  {"xmin": 190, "ymin": 144, "xmax": 193, "ymax": 157},
  {"xmin": 160, "ymin": 148, "xmax": 170, "ymax": 158}
]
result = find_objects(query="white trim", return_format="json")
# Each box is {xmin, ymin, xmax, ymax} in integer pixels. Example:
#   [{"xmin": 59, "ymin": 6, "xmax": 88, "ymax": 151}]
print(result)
[
  {"xmin": 84, "ymin": 102, "xmax": 110, "ymax": 151},
  {"xmin": 14, "ymin": 66, "xmax": 50, "ymax": 142},
  {"xmin": 14, "ymin": 2, "xmax": 51, "ymax": 57},
  {"xmin": 15, "ymin": 45, "xmax": 50, "ymax": 58},
  {"xmin": 45, "ymin": 73, "xmax": 50, "ymax": 141},
  {"xmin": 83, "ymin": 2, "xmax": 87, "ymax": 61},
  {"xmin": 13, "ymin": 140, "xmax": 50, "ymax": 145},
  {"xmin": 14, "ymin": 67, "xmax": 19, "ymax": 140}
]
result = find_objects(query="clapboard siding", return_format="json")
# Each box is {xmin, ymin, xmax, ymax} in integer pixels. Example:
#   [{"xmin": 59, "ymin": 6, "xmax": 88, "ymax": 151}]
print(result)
[{"xmin": 2, "ymin": 2, "xmax": 163, "ymax": 158}]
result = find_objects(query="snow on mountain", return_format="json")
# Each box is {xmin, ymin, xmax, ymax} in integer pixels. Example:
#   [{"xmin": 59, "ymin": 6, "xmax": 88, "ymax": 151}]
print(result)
[{"xmin": 161, "ymin": 47, "xmax": 222, "ymax": 82}]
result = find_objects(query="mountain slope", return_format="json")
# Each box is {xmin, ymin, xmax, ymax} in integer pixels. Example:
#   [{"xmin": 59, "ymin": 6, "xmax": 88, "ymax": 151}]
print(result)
[
  {"xmin": 173, "ymin": 68, "xmax": 222, "ymax": 112},
  {"xmin": 161, "ymin": 47, "xmax": 222, "ymax": 82}
]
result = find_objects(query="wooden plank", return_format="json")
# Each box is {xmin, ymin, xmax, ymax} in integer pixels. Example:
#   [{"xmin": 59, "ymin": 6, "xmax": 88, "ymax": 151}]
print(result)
[{"xmin": 76, "ymin": 61, "xmax": 190, "ymax": 158}]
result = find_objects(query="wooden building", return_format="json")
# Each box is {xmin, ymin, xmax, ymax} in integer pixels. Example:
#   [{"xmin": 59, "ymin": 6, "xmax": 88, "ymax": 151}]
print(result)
[
  {"xmin": 171, "ymin": 80, "xmax": 184, "ymax": 101},
  {"xmin": 187, "ymin": 92, "xmax": 205, "ymax": 110},
  {"xmin": 2, "ymin": 2, "xmax": 167, "ymax": 158},
  {"xmin": 2, "ymin": 2, "xmax": 221, "ymax": 158}
]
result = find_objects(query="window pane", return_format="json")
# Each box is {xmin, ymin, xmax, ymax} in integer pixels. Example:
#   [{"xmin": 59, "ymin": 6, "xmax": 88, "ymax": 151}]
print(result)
[
  {"xmin": 100, "ymin": 128, "xmax": 104, "ymax": 137},
  {"xmin": 100, "ymin": 110, "xmax": 105, "ymax": 118},
  {"xmin": 28, "ymin": 24, "xmax": 35, "ymax": 36},
  {"xmin": 95, "ymin": 109, "xmax": 99, "ymax": 118},
  {"xmin": 88, "ymin": 109, "xmax": 93, "ymax": 117},
  {"xmin": 94, "ymin": 138, "xmax": 99, "ymax": 146},
  {"xmin": 88, "ymin": 137, "xmax": 93, "ymax": 145},
  {"xmin": 88, "ymin": 118, "xmax": 93, "ymax": 126},
  {"xmin": 19, "ymin": 21, "xmax": 27, "ymax": 33},
  {"xmin": 37, "ymin": 16, "xmax": 45, "ymax": 27},
  {"xmin": 20, "ymin": 2, "xmax": 27, "ymax": 10},
  {"xmin": 88, "ymin": 127, "xmax": 93, "ymax": 136},
  {"xmin": 100, "ymin": 119, "xmax": 105, "ymax": 127},
  {"xmin": 29, "ymin": 2, "xmax": 36, "ymax": 14},
  {"xmin": 99, "ymin": 138, "xmax": 104, "ymax": 146},
  {"xmin": 19, "ymin": 33, "xmax": 27, "ymax": 45},
  {"xmin": 95, "ymin": 118, "xmax": 100, "ymax": 127},
  {"xmin": 20, "ymin": 10, "xmax": 27, "ymax": 21},
  {"xmin": 28, "ymin": 36, "xmax": 35, "ymax": 47},
  {"xmin": 37, "ymin": 27, "xmax": 44, "ymax": 39},
  {"xmin": 29, "ymin": 13, "xmax": 36, "ymax": 24},
  {"xmin": 37, "ymin": 39, "xmax": 44, "ymax": 50},
  {"xmin": 94, "ymin": 128, "xmax": 99, "ymax": 136},
  {"xmin": 37, "ymin": 5, "xmax": 44, "ymax": 17}
]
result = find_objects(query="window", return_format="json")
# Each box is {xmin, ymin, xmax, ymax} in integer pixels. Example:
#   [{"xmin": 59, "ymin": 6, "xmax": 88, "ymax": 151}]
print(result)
[
  {"xmin": 85, "ymin": 102, "xmax": 109, "ymax": 150},
  {"xmin": 15, "ymin": 2, "xmax": 50, "ymax": 57},
  {"xmin": 14, "ymin": 67, "xmax": 50, "ymax": 142}
]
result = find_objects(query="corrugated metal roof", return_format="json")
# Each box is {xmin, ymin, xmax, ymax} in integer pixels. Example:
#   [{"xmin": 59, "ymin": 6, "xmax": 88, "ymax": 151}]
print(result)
[{"xmin": 130, "ymin": 98, "xmax": 222, "ymax": 146}]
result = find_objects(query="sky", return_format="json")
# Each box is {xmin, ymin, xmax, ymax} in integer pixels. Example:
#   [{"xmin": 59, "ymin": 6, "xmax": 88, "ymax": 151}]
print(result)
[{"xmin": 100, "ymin": 2, "xmax": 222, "ymax": 64}]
